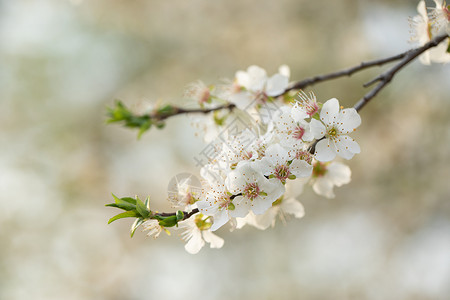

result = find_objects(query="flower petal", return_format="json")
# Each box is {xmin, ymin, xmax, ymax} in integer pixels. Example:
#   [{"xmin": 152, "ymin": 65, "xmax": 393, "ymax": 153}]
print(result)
[
  {"xmin": 313, "ymin": 177, "xmax": 335, "ymax": 198},
  {"xmin": 333, "ymin": 135, "xmax": 360, "ymax": 160},
  {"xmin": 281, "ymin": 198, "xmax": 305, "ymax": 218},
  {"xmin": 202, "ymin": 230, "xmax": 224, "ymax": 249},
  {"xmin": 320, "ymin": 98, "xmax": 340, "ymax": 125},
  {"xmin": 338, "ymin": 108, "xmax": 361, "ymax": 134},
  {"xmin": 314, "ymin": 138, "xmax": 336, "ymax": 162},
  {"xmin": 247, "ymin": 65, "xmax": 267, "ymax": 91},
  {"xmin": 184, "ymin": 229, "xmax": 205, "ymax": 254},
  {"xmin": 310, "ymin": 118, "xmax": 326, "ymax": 139},
  {"xmin": 291, "ymin": 104, "xmax": 308, "ymax": 122},
  {"xmin": 289, "ymin": 159, "xmax": 313, "ymax": 178},
  {"xmin": 230, "ymin": 196, "xmax": 251, "ymax": 218},
  {"xmin": 327, "ymin": 162, "xmax": 351, "ymax": 186},
  {"xmin": 266, "ymin": 74, "xmax": 289, "ymax": 96},
  {"xmin": 210, "ymin": 209, "xmax": 230, "ymax": 231}
]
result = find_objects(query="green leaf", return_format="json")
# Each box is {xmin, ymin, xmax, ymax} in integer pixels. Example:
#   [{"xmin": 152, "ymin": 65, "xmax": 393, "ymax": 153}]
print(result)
[
  {"xmin": 108, "ymin": 211, "xmax": 140, "ymax": 224},
  {"xmin": 176, "ymin": 210, "xmax": 184, "ymax": 221},
  {"xmin": 157, "ymin": 104, "xmax": 176, "ymax": 117},
  {"xmin": 145, "ymin": 197, "xmax": 151, "ymax": 211},
  {"xmin": 111, "ymin": 194, "xmax": 136, "ymax": 211},
  {"xmin": 157, "ymin": 215, "xmax": 179, "ymax": 227},
  {"xmin": 130, "ymin": 218, "xmax": 145, "ymax": 238},
  {"xmin": 136, "ymin": 197, "xmax": 150, "ymax": 218},
  {"xmin": 137, "ymin": 120, "xmax": 152, "ymax": 139},
  {"xmin": 119, "ymin": 197, "xmax": 137, "ymax": 205}
]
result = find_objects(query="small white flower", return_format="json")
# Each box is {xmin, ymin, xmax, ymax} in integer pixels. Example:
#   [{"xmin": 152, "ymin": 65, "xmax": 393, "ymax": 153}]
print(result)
[
  {"xmin": 410, "ymin": 0, "xmax": 450, "ymax": 64},
  {"xmin": 184, "ymin": 80, "xmax": 212, "ymax": 105},
  {"xmin": 168, "ymin": 175, "xmax": 202, "ymax": 210},
  {"xmin": 226, "ymin": 163, "xmax": 285, "ymax": 215},
  {"xmin": 294, "ymin": 90, "xmax": 319, "ymax": 117},
  {"xmin": 178, "ymin": 213, "xmax": 224, "ymax": 254},
  {"xmin": 310, "ymin": 98, "xmax": 361, "ymax": 162},
  {"xmin": 142, "ymin": 219, "xmax": 165, "ymax": 238},
  {"xmin": 311, "ymin": 161, "xmax": 351, "ymax": 198},
  {"xmin": 255, "ymin": 144, "xmax": 312, "ymax": 184},
  {"xmin": 228, "ymin": 65, "xmax": 290, "ymax": 110},
  {"xmin": 235, "ymin": 180, "xmax": 305, "ymax": 230},
  {"xmin": 197, "ymin": 181, "xmax": 251, "ymax": 231},
  {"xmin": 430, "ymin": 0, "xmax": 450, "ymax": 35},
  {"xmin": 273, "ymin": 106, "xmax": 314, "ymax": 150}
]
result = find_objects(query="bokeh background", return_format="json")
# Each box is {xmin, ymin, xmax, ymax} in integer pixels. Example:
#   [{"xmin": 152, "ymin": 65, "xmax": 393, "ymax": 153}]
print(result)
[{"xmin": 1, "ymin": 0, "xmax": 449, "ymax": 299}]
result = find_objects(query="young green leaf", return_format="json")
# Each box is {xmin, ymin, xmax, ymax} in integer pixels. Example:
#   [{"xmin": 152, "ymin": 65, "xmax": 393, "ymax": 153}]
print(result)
[
  {"xmin": 108, "ymin": 211, "xmax": 140, "ymax": 224},
  {"xmin": 130, "ymin": 218, "xmax": 145, "ymax": 238},
  {"xmin": 136, "ymin": 197, "xmax": 150, "ymax": 218}
]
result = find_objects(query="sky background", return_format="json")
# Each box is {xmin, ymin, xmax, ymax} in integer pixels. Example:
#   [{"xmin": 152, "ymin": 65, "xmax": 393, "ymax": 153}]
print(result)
[{"xmin": 1, "ymin": 0, "xmax": 449, "ymax": 299}]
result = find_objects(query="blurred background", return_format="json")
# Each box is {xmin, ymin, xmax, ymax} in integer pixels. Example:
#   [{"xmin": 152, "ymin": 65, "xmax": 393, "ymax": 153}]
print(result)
[{"xmin": 1, "ymin": 0, "xmax": 449, "ymax": 299}]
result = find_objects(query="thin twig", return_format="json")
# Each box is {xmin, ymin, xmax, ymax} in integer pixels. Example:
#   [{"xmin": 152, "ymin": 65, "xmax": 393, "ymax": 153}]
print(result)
[
  {"xmin": 152, "ymin": 103, "xmax": 235, "ymax": 121},
  {"xmin": 353, "ymin": 34, "xmax": 448, "ymax": 112},
  {"xmin": 279, "ymin": 52, "xmax": 408, "ymax": 95}
]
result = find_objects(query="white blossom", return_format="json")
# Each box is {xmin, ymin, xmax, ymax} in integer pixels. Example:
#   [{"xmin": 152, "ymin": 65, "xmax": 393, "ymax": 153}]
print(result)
[
  {"xmin": 255, "ymin": 144, "xmax": 312, "ymax": 184},
  {"xmin": 311, "ymin": 161, "xmax": 351, "ymax": 198},
  {"xmin": 310, "ymin": 98, "xmax": 361, "ymax": 162},
  {"xmin": 142, "ymin": 219, "xmax": 164, "ymax": 238},
  {"xmin": 410, "ymin": 0, "xmax": 450, "ymax": 64},
  {"xmin": 178, "ymin": 213, "xmax": 224, "ymax": 254},
  {"xmin": 235, "ymin": 180, "xmax": 306, "ymax": 230},
  {"xmin": 197, "ymin": 181, "xmax": 251, "ymax": 231},
  {"xmin": 273, "ymin": 106, "xmax": 314, "ymax": 150}
]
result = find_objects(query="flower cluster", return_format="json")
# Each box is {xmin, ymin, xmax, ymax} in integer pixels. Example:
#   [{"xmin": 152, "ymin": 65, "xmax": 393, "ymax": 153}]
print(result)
[
  {"xmin": 410, "ymin": 0, "xmax": 450, "ymax": 64},
  {"xmin": 106, "ymin": 64, "xmax": 362, "ymax": 254},
  {"xmin": 166, "ymin": 65, "xmax": 359, "ymax": 253},
  {"xmin": 106, "ymin": 1, "xmax": 449, "ymax": 255}
]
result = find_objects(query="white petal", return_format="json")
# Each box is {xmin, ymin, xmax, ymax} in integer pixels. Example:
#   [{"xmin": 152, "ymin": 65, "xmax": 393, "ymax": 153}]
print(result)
[
  {"xmin": 278, "ymin": 64, "xmax": 290, "ymax": 78},
  {"xmin": 266, "ymin": 74, "xmax": 289, "ymax": 96},
  {"xmin": 333, "ymin": 136, "xmax": 360, "ymax": 160},
  {"xmin": 196, "ymin": 199, "xmax": 218, "ymax": 216},
  {"xmin": 338, "ymin": 108, "xmax": 361, "ymax": 134},
  {"xmin": 327, "ymin": 162, "xmax": 351, "ymax": 186},
  {"xmin": 252, "ymin": 180, "xmax": 284, "ymax": 215},
  {"xmin": 235, "ymin": 70, "xmax": 249, "ymax": 88},
  {"xmin": 247, "ymin": 65, "xmax": 267, "ymax": 91},
  {"xmin": 265, "ymin": 143, "xmax": 291, "ymax": 163},
  {"xmin": 202, "ymin": 230, "xmax": 224, "ymax": 249},
  {"xmin": 320, "ymin": 98, "xmax": 340, "ymax": 125},
  {"xmin": 291, "ymin": 104, "xmax": 308, "ymax": 122},
  {"xmin": 210, "ymin": 209, "xmax": 230, "ymax": 231},
  {"xmin": 310, "ymin": 118, "xmax": 326, "ymax": 139},
  {"xmin": 184, "ymin": 229, "xmax": 205, "ymax": 254},
  {"xmin": 228, "ymin": 91, "xmax": 255, "ymax": 110},
  {"xmin": 230, "ymin": 196, "xmax": 251, "ymax": 218},
  {"xmin": 289, "ymin": 159, "xmax": 313, "ymax": 178},
  {"xmin": 252, "ymin": 208, "xmax": 278, "ymax": 230},
  {"xmin": 417, "ymin": 0, "xmax": 427, "ymax": 18},
  {"xmin": 313, "ymin": 178, "xmax": 335, "ymax": 198},
  {"xmin": 281, "ymin": 198, "xmax": 305, "ymax": 218},
  {"xmin": 314, "ymin": 139, "xmax": 336, "ymax": 162}
]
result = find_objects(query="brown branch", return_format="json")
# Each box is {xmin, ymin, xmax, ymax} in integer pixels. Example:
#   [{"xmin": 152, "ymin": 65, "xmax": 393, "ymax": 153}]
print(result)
[
  {"xmin": 152, "ymin": 103, "xmax": 235, "ymax": 121},
  {"xmin": 353, "ymin": 34, "xmax": 449, "ymax": 112},
  {"xmin": 279, "ymin": 51, "xmax": 408, "ymax": 95},
  {"xmin": 156, "ymin": 208, "xmax": 199, "ymax": 220}
]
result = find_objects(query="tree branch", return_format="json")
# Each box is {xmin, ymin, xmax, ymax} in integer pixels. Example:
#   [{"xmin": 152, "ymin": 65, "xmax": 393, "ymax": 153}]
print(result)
[
  {"xmin": 353, "ymin": 34, "xmax": 448, "ymax": 112},
  {"xmin": 152, "ymin": 103, "xmax": 235, "ymax": 121},
  {"xmin": 280, "ymin": 52, "xmax": 408, "ymax": 95},
  {"xmin": 135, "ymin": 34, "xmax": 450, "ymax": 222}
]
